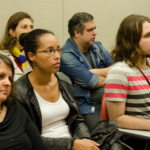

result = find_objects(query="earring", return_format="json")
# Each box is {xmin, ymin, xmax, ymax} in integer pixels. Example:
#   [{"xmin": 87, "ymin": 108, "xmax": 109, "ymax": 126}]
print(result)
[{"xmin": 33, "ymin": 61, "xmax": 36, "ymax": 68}]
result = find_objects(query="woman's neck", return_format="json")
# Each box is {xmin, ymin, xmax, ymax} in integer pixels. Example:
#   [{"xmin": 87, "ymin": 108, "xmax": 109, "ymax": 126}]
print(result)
[
  {"xmin": 15, "ymin": 41, "xmax": 23, "ymax": 50},
  {"xmin": 29, "ymin": 68, "xmax": 55, "ymax": 86}
]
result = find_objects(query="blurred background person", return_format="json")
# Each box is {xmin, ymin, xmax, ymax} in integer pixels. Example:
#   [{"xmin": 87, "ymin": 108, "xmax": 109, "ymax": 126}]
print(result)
[
  {"xmin": 105, "ymin": 14, "xmax": 150, "ymax": 150},
  {"xmin": 0, "ymin": 53, "xmax": 47, "ymax": 150},
  {"xmin": 0, "ymin": 12, "xmax": 33, "ymax": 81}
]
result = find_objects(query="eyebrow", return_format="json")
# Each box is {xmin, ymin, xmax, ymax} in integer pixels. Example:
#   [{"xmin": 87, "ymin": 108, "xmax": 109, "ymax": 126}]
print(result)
[
  {"xmin": 0, "ymin": 72, "xmax": 12, "ymax": 77},
  {"xmin": 46, "ymin": 45, "xmax": 60, "ymax": 49},
  {"xmin": 21, "ymin": 24, "xmax": 33, "ymax": 26},
  {"xmin": 0, "ymin": 72, "xmax": 5, "ymax": 75},
  {"xmin": 86, "ymin": 27, "xmax": 96, "ymax": 30},
  {"xmin": 143, "ymin": 31, "xmax": 150, "ymax": 36}
]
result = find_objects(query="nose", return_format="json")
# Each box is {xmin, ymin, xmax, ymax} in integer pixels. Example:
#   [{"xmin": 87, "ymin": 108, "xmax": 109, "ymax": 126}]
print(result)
[
  {"xmin": 3, "ymin": 78, "xmax": 11, "ymax": 87},
  {"xmin": 26, "ymin": 27, "xmax": 32, "ymax": 33},
  {"xmin": 93, "ymin": 29, "xmax": 97, "ymax": 35},
  {"xmin": 54, "ymin": 51, "xmax": 61, "ymax": 59}
]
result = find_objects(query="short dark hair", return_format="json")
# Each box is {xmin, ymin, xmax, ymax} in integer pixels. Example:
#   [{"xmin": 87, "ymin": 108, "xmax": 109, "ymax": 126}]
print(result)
[
  {"xmin": 111, "ymin": 14, "xmax": 150, "ymax": 68},
  {"xmin": 19, "ymin": 29, "xmax": 54, "ymax": 64},
  {"xmin": 0, "ymin": 53, "xmax": 16, "ymax": 108},
  {"xmin": 68, "ymin": 12, "xmax": 93, "ymax": 37}
]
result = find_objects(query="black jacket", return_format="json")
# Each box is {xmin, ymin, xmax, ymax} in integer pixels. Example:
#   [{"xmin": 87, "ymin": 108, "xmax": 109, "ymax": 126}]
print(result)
[{"xmin": 16, "ymin": 72, "xmax": 90, "ymax": 150}]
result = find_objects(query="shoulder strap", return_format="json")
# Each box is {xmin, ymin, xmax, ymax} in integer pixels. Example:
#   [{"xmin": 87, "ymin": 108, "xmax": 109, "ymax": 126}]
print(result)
[
  {"xmin": 109, "ymin": 130, "xmax": 134, "ymax": 150},
  {"xmin": 109, "ymin": 130, "xmax": 123, "ymax": 146},
  {"xmin": 137, "ymin": 68, "xmax": 150, "ymax": 86}
]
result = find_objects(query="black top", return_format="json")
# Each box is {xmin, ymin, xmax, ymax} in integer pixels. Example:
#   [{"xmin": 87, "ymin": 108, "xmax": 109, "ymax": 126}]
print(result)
[
  {"xmin": 83, "ymin": 50, "xmax": 95, "ymax": 68},
  {"xmin": 0, "ymin": 102, "xmax": 47, "ymax": 150}
]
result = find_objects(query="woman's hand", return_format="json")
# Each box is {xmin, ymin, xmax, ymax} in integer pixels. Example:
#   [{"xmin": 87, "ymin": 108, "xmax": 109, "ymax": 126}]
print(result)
[{"xmin": 72, "ymin": 139, "xmax": 100, "ymax": 150}]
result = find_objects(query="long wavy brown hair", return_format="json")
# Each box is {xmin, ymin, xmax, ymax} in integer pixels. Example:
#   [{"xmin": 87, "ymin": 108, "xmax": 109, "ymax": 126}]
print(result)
[
  {"xmin": 0, "ymin": 53, "xmax": 16, "ymax": 108},
  {"xmin": 0, "ymin": 12, "xmax": 33, "ymax": 53},
  {"xmin": 111, "ymin": 14, "xmax": 150, "ymax": 68}
]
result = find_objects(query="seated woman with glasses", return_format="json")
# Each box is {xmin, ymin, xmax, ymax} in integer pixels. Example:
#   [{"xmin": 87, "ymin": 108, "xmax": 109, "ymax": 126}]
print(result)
[
  {"xmin": 16, "ymin": 29, "xmax": 100, "ymax": 150},
  {"xmin": 0, "ymin": 53, "xmax": 47, "ymax": 150}
]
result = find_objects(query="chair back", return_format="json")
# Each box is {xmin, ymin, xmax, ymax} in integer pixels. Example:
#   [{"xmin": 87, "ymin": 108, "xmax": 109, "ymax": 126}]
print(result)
[{"xmin": 101, "ymin": 94, "xmax": 109, "ymax": 120}]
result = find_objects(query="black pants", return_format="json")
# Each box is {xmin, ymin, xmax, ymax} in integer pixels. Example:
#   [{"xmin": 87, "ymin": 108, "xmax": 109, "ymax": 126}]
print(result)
[
  {"xmin": 122, "ymin": 137, "xmax": 150, "ymax": 150},
  {"xmin": 82, "ymin": 86, "xmax": 104, "ymax": 132},
  {"xmin": 83, "ymin": 103, "xmax": 101, "ymax": 133}
]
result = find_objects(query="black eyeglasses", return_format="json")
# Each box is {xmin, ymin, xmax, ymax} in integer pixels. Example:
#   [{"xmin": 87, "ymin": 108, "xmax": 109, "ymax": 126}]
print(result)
[{"xmin": 36, "ymin": 48, "xmax": 63, "ymax": 56}]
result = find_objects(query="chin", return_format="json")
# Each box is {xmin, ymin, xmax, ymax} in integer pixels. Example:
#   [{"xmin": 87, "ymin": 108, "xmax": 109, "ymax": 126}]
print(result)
[
  {"xmin": 90, "ymin": 41, "xmax": 94, "ymax": 46},
  {"xmin": 53, "ymin": 69, "xmax": 59, "ymax": 73},
  {"xmin": 0, "ymin": 96, "xmax": 7, "ymax": 102}
]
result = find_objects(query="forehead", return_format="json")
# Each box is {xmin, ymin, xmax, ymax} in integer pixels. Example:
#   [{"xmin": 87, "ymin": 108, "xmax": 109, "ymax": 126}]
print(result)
[
  {"xmin": 38, "ymin": 34, "xmax": 59, "ymax": 48},
  {"xmin": 0, "ymin": 62, "xmax": 12, "ymax": 76},
  {"xmin": 18, "ymin": 18, "xmax": 33, "ymax": 25},
  {"xmin": 141, "ymin": 21, "xmax": 150, "ymax": 35},
  {"xmin": 84, "ymin": 20, "xmax": 96, "ymax": 29}
]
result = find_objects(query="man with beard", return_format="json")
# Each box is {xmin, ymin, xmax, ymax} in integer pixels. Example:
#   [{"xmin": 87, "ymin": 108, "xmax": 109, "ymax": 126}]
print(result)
[
  {"xmin": 105, "ymin": 14, "xmax": 150, "ymax": 131},
  {"xmin": 60, "ymin": 12, "xmax": 114, "ymax": 132}
]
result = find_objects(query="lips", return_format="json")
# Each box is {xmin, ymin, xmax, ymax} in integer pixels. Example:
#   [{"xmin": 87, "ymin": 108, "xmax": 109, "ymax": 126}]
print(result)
[
  {"xmin": 1, "ymin": 90, "xmax": 9, "ymax": 94},
  {"xmin": 92, "ymin": 38, "xmax": 95, "ymax": 41},
  {"xmin": 54, "ymin": 62, "xmax": 60, "ymax": 67}
]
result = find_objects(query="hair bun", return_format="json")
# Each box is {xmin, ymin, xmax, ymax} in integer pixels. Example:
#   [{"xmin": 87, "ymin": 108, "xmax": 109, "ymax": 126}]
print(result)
[{"xmin": 19, "ymin": 33, "xmax": 28, "ymax": 47}]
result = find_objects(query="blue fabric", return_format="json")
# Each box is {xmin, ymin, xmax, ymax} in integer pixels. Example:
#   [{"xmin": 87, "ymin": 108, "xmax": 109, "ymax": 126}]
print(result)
[
  {"xmin": 60, "ymin": 37, "xmax": 114, "ymax": 115},
  {"xmin": 17, "ymin": 55, "xmax": 27, "ymax": 64}
]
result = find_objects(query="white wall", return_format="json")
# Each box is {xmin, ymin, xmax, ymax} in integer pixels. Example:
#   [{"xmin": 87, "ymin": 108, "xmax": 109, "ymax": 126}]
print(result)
[{"xmin": 0, "ymin": 0, "xmax": 150, "ymax": 52}]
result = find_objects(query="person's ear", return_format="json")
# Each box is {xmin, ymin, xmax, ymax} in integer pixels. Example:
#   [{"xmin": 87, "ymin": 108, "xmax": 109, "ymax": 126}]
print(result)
[
  {"xmin": 74, "ymin": 30, "xmax": 81, "ymax": 38},
  {"xmin": 9, "ymin": 28, "xmax": 16, "ymax": 37},
  {"xmin": 28, "ymin": 52, "xmax": 36, "ymax": 63}
]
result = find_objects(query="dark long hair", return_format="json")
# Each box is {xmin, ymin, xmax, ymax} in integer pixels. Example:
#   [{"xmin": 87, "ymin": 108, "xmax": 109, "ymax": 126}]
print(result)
[{"xmin": 111, "ymin": 14, "xmax": 150, "ymax": 68}]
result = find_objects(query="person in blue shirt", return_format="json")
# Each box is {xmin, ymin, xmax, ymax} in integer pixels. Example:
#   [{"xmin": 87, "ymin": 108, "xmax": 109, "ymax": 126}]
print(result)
[{"xmin": 60, "ymin": 12, "xmax": 114, "ymax": 132}]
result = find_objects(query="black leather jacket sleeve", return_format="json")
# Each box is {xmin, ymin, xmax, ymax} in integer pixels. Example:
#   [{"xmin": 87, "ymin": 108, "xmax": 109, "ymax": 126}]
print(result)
[
  {"xmin": 42, "ymin": 136, "xmax": 75, "ymax": 150},
  {"xmin": 72, "ymin": 115, "xmax": 91, "ymax": 139}
]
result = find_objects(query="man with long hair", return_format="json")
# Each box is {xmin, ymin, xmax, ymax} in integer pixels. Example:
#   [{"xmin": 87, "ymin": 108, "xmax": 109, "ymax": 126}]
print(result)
[{"xmin": 105, "ymin": 14, "xmax": 150, "ymax": 149}]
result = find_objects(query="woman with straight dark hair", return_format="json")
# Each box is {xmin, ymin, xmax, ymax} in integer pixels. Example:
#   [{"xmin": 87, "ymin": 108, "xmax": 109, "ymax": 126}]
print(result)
[
  {"xmin": 16, "ymin": 29, "xmax": 100, "ymax": 150},
  {"xmin": 0, "ymin": 12, "xmax": 34, "ymax": 81},
  {"xmin": 0, "ymin": 53, "xmax": 47, "ymax": 150}
]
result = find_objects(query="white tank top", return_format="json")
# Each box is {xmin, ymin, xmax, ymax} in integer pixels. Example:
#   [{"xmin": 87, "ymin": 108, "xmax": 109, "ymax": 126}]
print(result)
[{"xmin": 34, "ymin": 90, "xmax": 71, "ymax": 138}]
